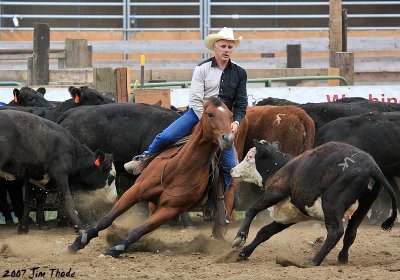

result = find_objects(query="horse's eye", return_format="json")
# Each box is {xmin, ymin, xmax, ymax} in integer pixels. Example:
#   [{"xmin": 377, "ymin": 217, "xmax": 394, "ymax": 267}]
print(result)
[{"xmin": 207, "ymin": 112, "xmax": 214, "ymax": 118}]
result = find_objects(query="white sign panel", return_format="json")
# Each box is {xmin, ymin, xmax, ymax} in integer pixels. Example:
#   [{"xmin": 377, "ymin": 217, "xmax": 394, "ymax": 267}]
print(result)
[
  {"xmin": 171, "ymin": 85, "xmax": 400, "ymax": 107},
  {"xmin": 0, "ymin": 87, "xmax": 71, "ymax": 104}
]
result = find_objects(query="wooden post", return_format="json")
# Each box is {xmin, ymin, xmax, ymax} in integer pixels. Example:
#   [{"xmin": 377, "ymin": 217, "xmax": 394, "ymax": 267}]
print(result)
[
  {"xmin": 116, "ymin": 67, "xmax": 131, "ymax": 103},
  {"xmin": 65, "ymin": 38, "xmax": 92, "ymax": 68},
  {"xmin": 93, "ymin": 67, "xmax": 131, "ymax": 102},
  {"xmin": 342, "ymin": 9, "xmax": 348, "ymax": 52},
  {"xmin": 329, "ymin": 0, "xmax": 342, "ymax": 68},
  {"xmin": 31, "ymin": 23, "xmax": 50, "ymax": 85},
  {"xmin": 328, "ymin": 67, "xmax": 341, "ymax": 86},
  {"xmin": 336, "ymin": 52, "xmax": 354, "ymax": 85},
  {"xmin": 93, "ymin": 67, "xmax": 117, "ymax": 100},
  {"xmin": 286, "ymin": 44, "xmax": 302, "ymax": 86}
]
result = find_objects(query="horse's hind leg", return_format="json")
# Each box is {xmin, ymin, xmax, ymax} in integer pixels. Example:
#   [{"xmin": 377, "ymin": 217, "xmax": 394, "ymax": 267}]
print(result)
[
  {"xmin": 105, "ymin": 207, "xmax": 182, "ymax": 258},
  {"xmin": 68, "ymin": 184, "xmax": 142, "ymax": 253}
]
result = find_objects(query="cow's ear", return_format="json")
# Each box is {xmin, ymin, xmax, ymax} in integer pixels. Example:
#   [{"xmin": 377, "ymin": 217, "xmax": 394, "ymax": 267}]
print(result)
[
  {"xmin": 271, "ymin": 141, "xmax": 281, "ymax": 150},
  {"xmin": 69, "ymin": 86, "xmax": 81, "ymax": 104},
  {"xmin": 36, "ymin": 87, "xmax": 46, "ymax": 95},
  {"xmin": 94, "ymin": 150, "xmax": 106, "ymax": 167},
  {"xmin": 13, "ymin": 88, "xmax": 20, "ymax": 103}
]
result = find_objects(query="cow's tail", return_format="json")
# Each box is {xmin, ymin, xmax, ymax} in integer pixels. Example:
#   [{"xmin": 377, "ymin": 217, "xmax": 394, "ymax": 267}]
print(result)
[
  {"xmin": 371, "ymin": 165, "xmax": 397, "ymax": 231},
  {"xmin": 299, "ymin": 110, "xmax": 315, "ymax": 151}
]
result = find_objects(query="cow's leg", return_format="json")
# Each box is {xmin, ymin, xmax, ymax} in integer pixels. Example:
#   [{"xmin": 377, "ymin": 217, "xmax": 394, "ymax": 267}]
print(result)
[
  {"xmin": 35, "ymin": 187, "xmax": 49, "ymax": 230},
  {"xmin": 17, "ymin": 183, "xmax": 35, "ymax": 234},
  {"xmin": 233, "ymin": 191, "xmax": 286, "ymax": 247},
  {"xmin": 338, "ymin": 184, "xmax": 382, "ymax": 264},
  {"xmin": 238, "ymin": 221, "xmax": 293, "ymax": 261},
  {"xmin": 6, "ymin": 180, "xmax": 24, "ymax": 221},
  {"xmin": 68, "ymin": 183, "xmax": 143, "ymax": 253},
  {"xmin": 180, "ymin": 212, "xmax": 196, "ymax": 228},
  {"xmin": 104, "ymin": 207, "xmax": 182, "ymax": 258},
  {"xmin": 52, "ymin": 174, "xmax": 84, "ymax": 231}
]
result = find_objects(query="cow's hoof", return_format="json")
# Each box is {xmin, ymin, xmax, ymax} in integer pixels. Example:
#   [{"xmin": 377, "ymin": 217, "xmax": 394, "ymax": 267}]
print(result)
[
  {"xmin": 236, "ymin": 251, "xmax": 248, "ymax": 262},
  {"xmin": 17, "ymin": 225, "xmax": 29, "ymax": 234},
  {"xmin": 38, "ymin": 224, "xmax": 49, "ymax": 231}
]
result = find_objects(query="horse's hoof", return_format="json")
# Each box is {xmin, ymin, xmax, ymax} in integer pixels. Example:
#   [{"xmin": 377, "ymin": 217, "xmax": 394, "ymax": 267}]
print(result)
[
  {"xmin": 105, "ymin": 247, "xmax": 123, "ymax": 258},
  {"xmin": 61, "ymin": 246, "xmax": 75, "ymax": 255},
  {"xmin": 237, "ymin": 251, "xmax": 248, "ymax": 262},
  {"xmin": 232, "ymin": 235, "xmax": 246, "ymax": 248}
]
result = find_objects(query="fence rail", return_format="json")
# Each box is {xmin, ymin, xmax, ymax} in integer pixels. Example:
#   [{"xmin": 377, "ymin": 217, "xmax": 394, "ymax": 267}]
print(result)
[{"xmin": 1, "ymin": 0, "xmax": 399, "ymax": 36}]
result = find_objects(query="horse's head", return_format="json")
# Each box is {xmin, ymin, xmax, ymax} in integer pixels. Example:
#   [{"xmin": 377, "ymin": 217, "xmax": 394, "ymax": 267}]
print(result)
[{"xmin": 202, "ymin": 98, "xmax": 234, "ymax": 151}]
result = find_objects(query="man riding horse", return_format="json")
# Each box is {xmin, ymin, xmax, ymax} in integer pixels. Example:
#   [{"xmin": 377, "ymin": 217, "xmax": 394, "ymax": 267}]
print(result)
[
  {"xmin": 124, "ymin": 27, "xmax": 248, "ymax": 217},
  {"xmin": 68, "ymin": 98, "xmax": 236, "ymax": 257}
]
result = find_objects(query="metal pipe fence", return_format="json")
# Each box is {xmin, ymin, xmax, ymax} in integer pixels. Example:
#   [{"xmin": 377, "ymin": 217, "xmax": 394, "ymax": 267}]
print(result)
[{"xmin": 0, "ymin": 1, "xmax": 399, "ymax": 38}]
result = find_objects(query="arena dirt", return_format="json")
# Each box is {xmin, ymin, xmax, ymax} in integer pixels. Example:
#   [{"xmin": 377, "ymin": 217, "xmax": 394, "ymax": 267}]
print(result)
[{"xmin": 1, "ymin": 210, "xmax": 400, "ymax": 280}]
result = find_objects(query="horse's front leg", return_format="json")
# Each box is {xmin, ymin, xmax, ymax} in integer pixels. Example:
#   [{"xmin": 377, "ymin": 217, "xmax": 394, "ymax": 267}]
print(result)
[
  {"xmin": 67, "ymin": 184, "xmax": 142, "ymax": 253},
  {"xmin": 104, "ymin": 207, "xmax": 183, "ymax": 258}
]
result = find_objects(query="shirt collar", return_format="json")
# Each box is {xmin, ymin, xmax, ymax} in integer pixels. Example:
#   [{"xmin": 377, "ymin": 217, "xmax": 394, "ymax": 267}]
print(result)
[{"xmin": 211, "ymin": 57, "xmax": 232, "ymax": 69}]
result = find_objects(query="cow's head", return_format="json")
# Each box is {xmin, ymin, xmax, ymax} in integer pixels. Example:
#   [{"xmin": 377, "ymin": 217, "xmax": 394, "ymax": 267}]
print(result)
[
  {"xmin": 231, "ymin": 140, "xmax": 291, "ymax": 187},
  {"xmin": 69, "ymin": 86, "xmax": 115, "ymax": 105},
  {"xmin": 70, "ymin": 150, "xmax": 114, "ymax": 191},
  {"xmin": 11, "ymin": 87, "xmax": 51, "ymax": 107}
]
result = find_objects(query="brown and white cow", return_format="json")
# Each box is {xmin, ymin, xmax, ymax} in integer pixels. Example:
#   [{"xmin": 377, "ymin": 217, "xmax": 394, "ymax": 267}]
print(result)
[
  {"xmin": 230, "ymin": 140, "xmax": 397, "ymax": 266},
  {"xmin": 244, "ymin": 105, "xmax": 315, "ymax": 158}
]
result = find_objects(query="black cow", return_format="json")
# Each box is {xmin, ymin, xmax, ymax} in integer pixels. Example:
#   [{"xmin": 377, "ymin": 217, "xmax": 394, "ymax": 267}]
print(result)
[
  {"xmin": 257, "ymin": 97, "xmax": 400, "ymax": 131},
  {"xmin": 57, "ymin": 103, "xmax": 181, "ymax": 195},
  {"xmin": 8, "ymin": 87, "xmax": 52, "ymax": 107},
  {"xmin": 314, "ymin": 111, "xmax": 400, "ymax": 222},
  {"xmin": 57, "ymin": 103, "xmax": 195, "ymax": 225},
  {"xmin": 230, "ymin": 140, "xmax": 397, "ymax": 266},
  {"xmin": 0, "ymin": 86, "xmax": 114, "ymax": 228},
  {"xmin": 0, "ymin": 110, "xmax": 113, "ymax": 232}
]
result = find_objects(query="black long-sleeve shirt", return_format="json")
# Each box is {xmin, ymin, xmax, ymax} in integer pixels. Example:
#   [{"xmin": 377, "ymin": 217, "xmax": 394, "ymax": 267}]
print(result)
[{"xmin": 189, "ymin": 57, "xmax": 248, "ymax": 123}]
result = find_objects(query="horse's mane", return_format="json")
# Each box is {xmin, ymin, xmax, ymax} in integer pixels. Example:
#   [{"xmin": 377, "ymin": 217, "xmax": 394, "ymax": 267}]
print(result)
[{"xmin": 206, "ymin": 97, "xmax": 223, "ymax": 107}]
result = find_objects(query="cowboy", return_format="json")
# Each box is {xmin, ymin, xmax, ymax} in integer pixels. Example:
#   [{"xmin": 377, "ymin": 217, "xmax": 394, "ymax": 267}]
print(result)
[{"xmin": 124, "ymin": 27, "xmax": 248, "ymax": 196}]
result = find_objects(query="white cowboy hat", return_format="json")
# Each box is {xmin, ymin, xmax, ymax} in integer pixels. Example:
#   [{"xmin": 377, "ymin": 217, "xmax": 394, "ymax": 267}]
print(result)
[{"xmin": 204, "ymin": 27, "xmax": 242, "ymax": 51}]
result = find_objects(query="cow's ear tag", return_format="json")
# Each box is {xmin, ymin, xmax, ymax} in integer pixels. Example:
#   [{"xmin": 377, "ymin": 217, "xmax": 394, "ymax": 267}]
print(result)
[
  {"xmin": 94, "ymin": 157, "xmax": 101, "ymax": 167},
  {"xmin": 74, "ymin": 95, "xmax": 80, "ymax": 104}
]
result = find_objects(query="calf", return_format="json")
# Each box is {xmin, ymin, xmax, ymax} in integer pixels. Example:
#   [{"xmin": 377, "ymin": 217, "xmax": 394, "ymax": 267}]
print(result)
[
  {"xmin": 231, "ymin": 140, "xmax": 397, "ymax": 266},
  {"xmin": 0, "ymin": 110, "xmax": 113, "ymax": 232}
]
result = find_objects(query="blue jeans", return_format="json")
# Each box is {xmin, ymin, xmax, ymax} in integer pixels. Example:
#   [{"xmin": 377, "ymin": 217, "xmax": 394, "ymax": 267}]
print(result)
[{"xmin": 144, "ymin": 108, "xmax": 235, "ymax": 192}]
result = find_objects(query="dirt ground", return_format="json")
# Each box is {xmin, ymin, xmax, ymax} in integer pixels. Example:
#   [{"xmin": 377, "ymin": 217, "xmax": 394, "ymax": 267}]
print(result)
[{"xmin": 1, "ymin": 210, "xmax": 400, "ymax": 280}]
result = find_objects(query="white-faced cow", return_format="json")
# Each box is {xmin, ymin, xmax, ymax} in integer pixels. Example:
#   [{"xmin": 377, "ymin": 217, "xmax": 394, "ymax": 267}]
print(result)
[
  {"xmin": 230, "ymin": 140, "xmax": 397, "ymax": 266},
  {"xmin": 0, "ymin": 110, "xmax": 113, "ymax": 233}
]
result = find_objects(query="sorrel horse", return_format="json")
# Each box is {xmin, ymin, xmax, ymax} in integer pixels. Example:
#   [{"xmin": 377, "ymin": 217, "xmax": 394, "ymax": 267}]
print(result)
[{"xmin": 67, "ymin": 98, "xmax": 234, "ymax": 257}]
